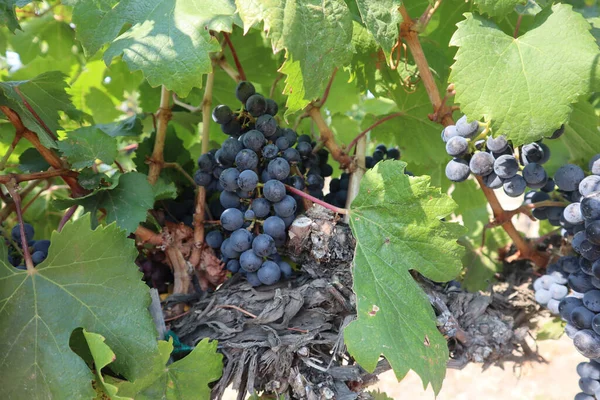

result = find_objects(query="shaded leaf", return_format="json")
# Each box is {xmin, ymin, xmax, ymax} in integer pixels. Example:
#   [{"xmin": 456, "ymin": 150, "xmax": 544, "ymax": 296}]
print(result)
[
  {"xmin": 472, "ymin": 0, "xmax": 526, "ymax": 17},
  {"xmin": 0, "ymin": 215, "xmax": 158, "ymax": 398},
  {"xmin": 18, "ymin": 147, "xmax": 50, "ymax": 172},
  {"xmin": 58, "ymin": 127, "xmax": 118, "ymax": 169}
]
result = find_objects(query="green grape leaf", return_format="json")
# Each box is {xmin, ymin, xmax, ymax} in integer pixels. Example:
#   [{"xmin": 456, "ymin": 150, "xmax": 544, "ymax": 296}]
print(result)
[
  {"xmin": 471, "ymin": 0, "xmax": 525, "ymax": 17},
  {"xmin": 73, "ymin": 0, "xmax": 238, "ymax": 97},
  {"xmin": 77, "ymin": 168, "xmax": 109, "ymax": 190},
  {"xmin": 0, "ymin": 0, "xmax": 31, "ymax": 33},
  {"xmin": 18, "ymin": 148, "xmax": 50, "ymax": 172},
  {"xmin": 96, "ymin": 115, "xmax": 144, "ymax": 137},
  {"xmin": 0, "ymin": 214, "xmax": 158, "ymax": 399},
  {"xmin": 81, "ymin": 330, "xmax": 130, "ymax": 400},
  {"xmin": 536, "ymin": 317, "xmax": 566, "ymax": 340},
  {"xmin": 55, "ymin": 172, "xmax": 154, "ymax": 233},
  {"xmin": 58, "ymin": 127, "xmax": 118, "ymax": 169},
  {"xmin": 330, "ymin": 113, "xmax": 360, "ymax": 145},
  {"xmin": 368, "ymin": 390, "xmax": 395, "ymax": 400},
  {"xmin": 10, "ymin": 15, "xmax": 76, "ymax": 64},
  {"xmin": 0, "ymin": 71, "xmax": 84, "ymax": 148},
  {"xmin": 558, "ymin": 98, "xmax": 600, "ymax": 167},
  {"xmin": 153, "ymin": 178, "xmax": 178, "ymax": 201},
  {"xmin": 346, "ymin": 160, "xmax": 466, "ymax": 394},
  {"xmin": 353, "ymin": 0, "xmax": 401, "ymax": 56},
  {"xmin": 449, "ymin": 4, "xmax": 599, "ymax": 146},
  {"xmin": 236, "ymin": 0, "xmax": 354, "ymax": 116},
  {"xmin": 116, "ymin": 338, "xmax": 223, "ymax": 400}
]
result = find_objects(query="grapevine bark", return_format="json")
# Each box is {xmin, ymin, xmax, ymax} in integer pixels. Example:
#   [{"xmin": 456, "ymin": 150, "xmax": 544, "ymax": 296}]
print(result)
[{"xmin": 398, "ymin": 5, "xmax": 548, "ymax": 266}]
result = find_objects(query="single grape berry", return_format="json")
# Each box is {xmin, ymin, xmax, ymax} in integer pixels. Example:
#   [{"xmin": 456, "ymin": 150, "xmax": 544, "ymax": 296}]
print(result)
[
  {"xmin": 455, "ymin": 115, "xmax": 479, "ymax": 138},
  {"xmin": 220, "ymin": 190, "xmax": 240, "ymax": 209},
  {"xmin": 219, "ymin": 168, "xmax": 240, "ymax": 192},
  {"xmin": 263, "ymin": 180, "xmax": 286, "ymax": 203},
  {"xmin": 486, "ymin": 135, "xmax": 508, "ymax": 153},
  {"xmin": 445, "ymin": 158, "xmax": 470, "ymax": 182},
  {"xmin": 503, "ymin": 175, "xmax": 526, "ymax": 197},
  {"xmin": 387, "ymin": 148, "xmax": 400, "ymax": 160},
  {"xmin": 235, "ymin": 81, "xmax": 256, "ymax": 103},
  {"xmin": 268, "ymin": 157, "xmax": 291, "ymax": 181},
  {"xmin": 205, "ymin": 231, "xmax": 224, "ymax": 249},
  {"xmin": 469, "ymin": 152, "xmax": 494, "ymax": 176},
  {"xmin": 257, "ymin": 260, "xmax": 281, "ymax": 285},
  {"xmin": 265, "ymin": 98, "xmax": 278, "ymax": 116},
  {"xmin": 230, "ymin": 229, "xmax": 254, "ymax": 252},
  {"xmin": 252, "ymin": 234, "xmax": 276, "ymax": 257},
  {"xmin": 194, "ymin": 170, "xmax": 212, "ymax": 187},
  {"xmin": 246, "ymin": 94, "xmax": 267, "ymax": 117},
  {"xmin": 220, "ymin": 208, "xmax": 245, "ymax": 231},
  {"xmin": 493, "ymin": 155, "xmax": 519, "ymax": 179},
  {"xmin": 555, "ymin": 164, "xmax": 585, "ymax": 192},
  {"xmin": 212, "ymin": 104, "xmax": 233, "ymax": 124},
  {"xmin": 237, "ymin": 170, "xmax": 259, "ymax": 192},
  {"xmin": 251, "ymin": 198, "xmax": 271, "ymax": 218},
  {"xmin": 255, "ymin": 115, "xmax": 278, "ymax": 138},
  {"xmin": 445, "ymin": 136, "xmax": 468, "ymax": 157},
  {"xmin": 11, "ymin": 223, "xmax": 34, "ymax": 243}
]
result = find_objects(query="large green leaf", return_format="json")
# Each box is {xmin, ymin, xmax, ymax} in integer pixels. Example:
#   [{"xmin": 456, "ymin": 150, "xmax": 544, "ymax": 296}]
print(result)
[
  {"xmin": 449, "ymin": 4, "xmax": 599, "ymax": 146},
  {"xmin": 0, "ymin": 71, "xmax": 83, "ymax": 148},
  {"xmin": 236, "ymin": 0, "xmax": 354, "ymax": 116},
  {"xmin": 10, "ymin": 14, "xmax": 76, "ymax": 64},
  {"xmin": 55, "ymin": 172, "xmax": 154, "ymax": 233},
  {"xmin": 73, "ymin": 0, "xmax": 239, "ymax": 97},
  {"xmin": 0, "ymin": 0, "xmax": 31, "ymax": 33},
  {"xmin": 345, "ymin": 160, "xmax": 466, "ymax": 394},
  {"xmin": 115, "ymin": 338, "xmax": 223, "ymax": 400},
  {"xmin": 58, "ymin": 126, "xmax": 118, "ymax": 169},
  {"xmin": 0, "ymin": 215, "xmax": 158, "ymax": 399}
]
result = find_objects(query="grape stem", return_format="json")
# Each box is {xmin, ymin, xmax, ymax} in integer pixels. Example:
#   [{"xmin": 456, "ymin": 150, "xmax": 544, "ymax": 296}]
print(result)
[
  {"xmin": 223, "ymin": 32, "xmax": 246, "ymax": 81},
  {"xmin": 14, "ymin": 86, "xmax": 57, "ymax": 141},
  {"xmin": 417, "ymin": 0, "xmax": 443, "ymax": 31},
  {"xmin": 0, "ymin": 179, "xmax": 43, "ymax": 223},
  {"xmin": 0, "ymin": 169, "xmax": 76, "ymax": 184},
  {"xmin": 57, "ymin": 205, "xmax": 78, "ymax": 232},
  {"xmin": 315, "ymin": 68, "xmax": 338, "ymax": 108},
  {"xmin": 213, "ymin": 54, "xmax": 241, "ymax": 82},
  {"xmin": 345, "ymin": 129, "xmax": 366, "ymax": 223},
  {"xmin": 285, "ymin": 184, "xmax": 349, "ymax": 215},
  {"xmin": 190, "ymin": 72, "xmax": 214, "ymax": 270},
  {"xmin": 347, "ymin": 112, "xmax": 404, "ymax": 152},
  {"xmin": 0, "ymin": 106, "xmax": 87, "ymax": 197},
  {"xmin": 148, "ymin": 86, "xmax": 172, "ymax": 185},
  {"xmin": 489, "ymin": 200, "xmax": 569, "ymax": 227},
  {"xmin": 399, "ymin": 5, "xmax": 549, "ymax": 266},
  {"xmin": 5, "ymin": 179, "xmax": 35, "ymax": 272}
]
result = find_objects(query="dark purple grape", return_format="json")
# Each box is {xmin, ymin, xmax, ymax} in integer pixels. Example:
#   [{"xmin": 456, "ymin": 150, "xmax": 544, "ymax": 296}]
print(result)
[{"xmin": 235, "ymin": 81, "xmax": 256, "ymax": 103}]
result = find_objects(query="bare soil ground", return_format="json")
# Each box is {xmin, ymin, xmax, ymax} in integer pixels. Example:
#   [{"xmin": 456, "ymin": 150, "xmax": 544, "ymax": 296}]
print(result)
[{"xmin": 374, "ymin": 335, "xmax": 582, "ymax": 400}]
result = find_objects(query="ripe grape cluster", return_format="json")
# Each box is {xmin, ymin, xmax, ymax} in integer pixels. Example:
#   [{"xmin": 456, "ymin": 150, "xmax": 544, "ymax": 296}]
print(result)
[
  {"xmin": 4, "ymin": 222, "xmax": 50, "ymax": 269},
  {"xmin": 194, "ymin": 81, "xmax": 336, "ymax": 286},
  {"xmin": 325, "ymin": 144, "xmax": 401, "ymax": 208},
  {"xmin": 531, "ymin": 153, "xmax": 600, "ymax": 399},
  {"xmin": 442, "ymin": 116, "xmax": 564, "ymax": 198}
]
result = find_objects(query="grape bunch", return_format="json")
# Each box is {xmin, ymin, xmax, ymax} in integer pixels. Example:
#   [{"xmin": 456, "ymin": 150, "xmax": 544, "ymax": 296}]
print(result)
[
  {"xmin": 528, "ymin": 154, "xmax": 600, "ymax": 399},
  {"xmin": 442, "ymin": 116, "xmax": 563, "ymax": 198},
  {"xmin": 4, "ymin": 222, "xmax": 51, "ymax": 269},
  {"xmin": 325, "ymin": 144, "xmax": 401, "ymax": 208},
  {"xmin": 194, "ymin": 81, "xmax": 333, "ymax": 286}
]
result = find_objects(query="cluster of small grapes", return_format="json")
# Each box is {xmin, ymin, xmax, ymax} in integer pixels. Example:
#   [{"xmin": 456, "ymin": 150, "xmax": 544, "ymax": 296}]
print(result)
[
  {"xmin": 193, "ymin": 81, "xmax": 332, "ymax": 286},
  {"xmin": 577, "ymin": 360, "xmax": 600, "ymax": 400},
  {"xmin": 137, "ymin": 258, "xmax": 174, "ymax": 294},
  {"xmin": 4, "ymin": 223, "xmax": 50, "ymax": 269},
  {"xmin": 531, "ymin": 155, "xmax": 600, "ymax": 399},
  {"xmin": 442, "ymin": 116, "xmax": 563, "ymax": 198},
  {"xmin": 325, "ymin": 144, "xmax": 401, "ymax": 208}
]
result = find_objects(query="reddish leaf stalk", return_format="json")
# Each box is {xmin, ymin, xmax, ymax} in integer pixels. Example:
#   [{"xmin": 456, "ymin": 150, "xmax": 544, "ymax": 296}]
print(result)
[
  {"xmin": 285, "ymin": 184, "xmax": 348, "ymax": 215},
  {"xmin": 0, "ymin": 169, "xmax": 76, "ymax": 184},
  {"xmin": 223, "ymin": 32, "xmax": 246, "ymax": 81},
  {"xmin": 307, "ymin": 107, "xmax": 354, "ymax": 170},
  {"xmin": 347, "ymin": 112, "xmax": 404, "ymax": 152},
  {"xmin": 58, "ymin": 205, "xmax": 78, "ymax": 232},
  {"xmin": 5, "ymin": 180, "xmax": 35, "ymax": 272},
  {"xmin": 316, "ymin": 68, "xmax": 338, "ymax": 107}
]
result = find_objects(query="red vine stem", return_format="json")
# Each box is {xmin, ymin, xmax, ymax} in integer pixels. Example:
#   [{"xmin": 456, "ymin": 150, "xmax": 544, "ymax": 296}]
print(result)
[
  {"xmin": 285, "ymin": 184, "xmax": 348, "ymax": 215},
  {"xmin": 316, "ymin": 68, "xmax": 337, "ymax": 107},
  {"xmin": 0, "ymin": 169, "xmax": 76, "ymax": 184},
  {"xmin": 5, "ymin": 180, "xmax": 34, "ymax": 271},
  {"xmin": 58, "ymin": 205, "xmax": 78, "ymax": 232},
  {"xmin": 0, "ymin": 106, "xmax": 87, "ymax": 197},
  {"xmin": 223, "ymin": 32, "xmax": 246, "ymax": 81},
  {"xmin": 398, "ymin": 5, "xmax": 548, "ymax": 266},
  {"xmin": 347, "ymin": 112, "xmax": 404, "ymax": 152}
]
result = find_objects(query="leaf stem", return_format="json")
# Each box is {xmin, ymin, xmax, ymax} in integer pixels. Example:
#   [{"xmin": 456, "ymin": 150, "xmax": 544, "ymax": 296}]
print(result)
[
  {"xmin": 0, "ymin": 179, "xmax": 44, "ymax": 223},
  {"xmin": 347, "ymin": 112, "xmax": 404, "ymax": 152},
  {"xmin": 213, "ymin": 54, "xmax": 241, "ymax": 82},
  {"xmin": 5, "ymin": 180, "xmax": 35, "ymax": 272},
  {"xmin": 285, "ymin": 184, "xmax": 348, "ymax": 214},
  {"xmin": 514, "ymin": 15, "xmax": 523, "ymax": 38},
  {"xmin": 417, "ymin": 0, "xmax": 443, "ymax": 31},
  {"xmin": 315, "ymin": 68, "xmax": 337, "ymax": 107},
  {"xmin": 223, "ymin": 32, "xmax": 246, "ymax": 81},
  {"xmin": 58, "ymin": 205, "xmax": 78, "ymax": 232},
  {"xmin": 0, "ymin": 169, "xmax": 76, "ymax": 184},
  {"xmin": 148, "ymin": 86, "xmax": 172, "ymax": 185}
]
